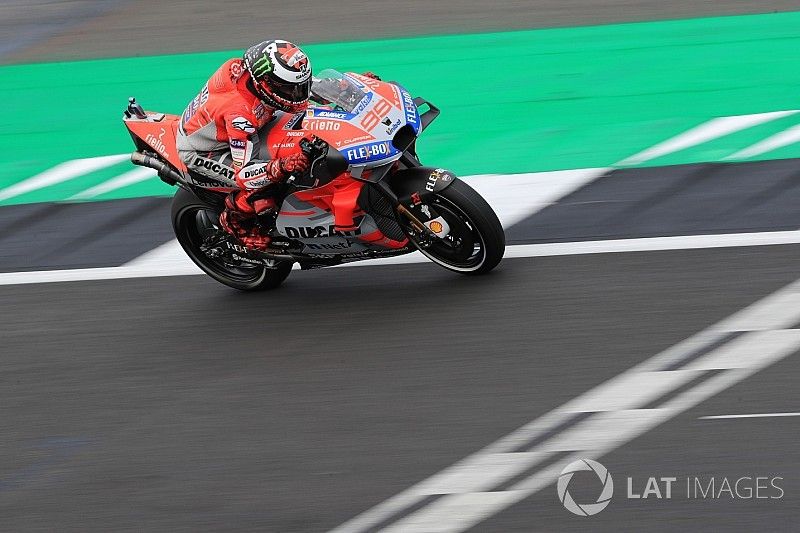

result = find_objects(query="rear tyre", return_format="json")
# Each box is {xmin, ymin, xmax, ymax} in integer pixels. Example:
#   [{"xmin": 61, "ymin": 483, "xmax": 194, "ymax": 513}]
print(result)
[
  {"xmin": 406, "ymin": 179, "xmax": 505, "ymax": 275},
  {"xmin": 171, "ymin": 188, "xmax": 292, "ymax": 291}
]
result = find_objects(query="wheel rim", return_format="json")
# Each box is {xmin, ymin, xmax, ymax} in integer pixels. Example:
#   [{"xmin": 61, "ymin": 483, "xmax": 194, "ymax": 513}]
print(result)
[
  {"xmin": 177, "ymin": 206, "xmax": 267, "ymax": 284},
  {"xmin": 406, "ymin": 196, "xmax": 487, "ymax": 272}
]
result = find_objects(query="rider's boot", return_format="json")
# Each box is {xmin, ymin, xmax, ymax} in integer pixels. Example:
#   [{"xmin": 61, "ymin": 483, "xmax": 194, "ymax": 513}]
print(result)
[{"xmin": 219, "ymin": 190, "xmax": 277, "ymax": 252}]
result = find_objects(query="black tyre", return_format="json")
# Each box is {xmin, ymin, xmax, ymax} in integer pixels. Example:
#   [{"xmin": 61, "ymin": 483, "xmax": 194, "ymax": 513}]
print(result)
[
  {"xmin": 170, "ymin": 188, "xmax": 292, "ymax": 291},
  {"xmin": 407, "ymin": 179, "xmax": 505, "ymax": 274}
]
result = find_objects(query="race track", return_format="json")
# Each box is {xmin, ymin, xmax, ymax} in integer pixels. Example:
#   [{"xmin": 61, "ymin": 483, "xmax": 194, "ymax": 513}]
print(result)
[
  {"xmin": 2, "ymin": 246, "xmax": 799, "ymax": 531},
  {"xmin": 2, "ymin": 1, "xmax": 800, "ymax": 532}
]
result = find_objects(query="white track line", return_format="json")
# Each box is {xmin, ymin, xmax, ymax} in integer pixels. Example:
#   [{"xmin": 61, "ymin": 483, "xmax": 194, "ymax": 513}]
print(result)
[
  {"xmin": 0, "ymin": 154, "xmax": 129, "ymax": 202},
  {"xmin": 725, "ymin": 123, "xmax": 800, "ymax": 160},
  {"xmin": 331, "ymin": 279, "xmax": 800, "ymax": 533},
  {"xmin": 1, "ymin": 230, "xmax": 800, "ymax": 286},
  {"xmin": 617, "ymin": 110, "xmax": 799, "ymax": 166},
  {"xmin": 69, "ymin": 167, "xmax": 156, "ymax": 200},
  {"xmin": 699, "ymin": 412, "xmax": 800, "ymax": 420},
  {"xmin": 461, "ymin": 168, "xmax": 608, "ymax": 228}
]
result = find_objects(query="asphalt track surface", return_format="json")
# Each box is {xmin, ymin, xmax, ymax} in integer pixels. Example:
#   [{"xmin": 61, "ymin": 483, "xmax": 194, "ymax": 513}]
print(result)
[
  {"xmin": 3, "ymin": 1, "xmax": 800, "ymax": 63},
  {"xmin": 3, "ymin": 1, "xmax": 800, "ymax": 532},
  {"xmin": 2, "ymin": 246, "xmax": 799, "ymax": 532}
]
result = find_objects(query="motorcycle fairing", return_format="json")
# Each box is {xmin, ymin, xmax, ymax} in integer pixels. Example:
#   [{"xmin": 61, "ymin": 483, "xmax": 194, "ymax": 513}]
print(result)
[
  {"xmin": 304, "ymin": 73, "xmax": 420, "ymax": 168},
  {"xmin": 124, "ymin": 112, "xmax": 187, "ymax": 172},
  {"xmin": 276, "ymin": 179, "xmax": 408, "ymax": 255}
]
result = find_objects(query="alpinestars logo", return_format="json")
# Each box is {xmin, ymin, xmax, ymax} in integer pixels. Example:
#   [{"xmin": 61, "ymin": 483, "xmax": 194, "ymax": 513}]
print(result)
[
  {"xmin": 557, "ymin": 459, "xmax": 614, "ymax": 516},
  {"xmin": 231, "ymin": 117, "xmax": 255, "ymax": 133}
]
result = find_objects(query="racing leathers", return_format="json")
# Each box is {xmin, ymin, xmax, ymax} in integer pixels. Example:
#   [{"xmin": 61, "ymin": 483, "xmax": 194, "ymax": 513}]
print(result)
[{"xmin": 176, "ymin": 58, "xmax": 309, "ymax": 250}]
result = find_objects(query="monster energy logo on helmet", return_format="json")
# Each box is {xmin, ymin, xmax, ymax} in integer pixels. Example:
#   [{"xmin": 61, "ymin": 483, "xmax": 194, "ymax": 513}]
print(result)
[
  {"xmin": 250, "ymin": 52, "xmax": 274, "ymax": 77},
  {"xmin": 243, "ymin": 39, "xmax": 311, "ymax": 113}
]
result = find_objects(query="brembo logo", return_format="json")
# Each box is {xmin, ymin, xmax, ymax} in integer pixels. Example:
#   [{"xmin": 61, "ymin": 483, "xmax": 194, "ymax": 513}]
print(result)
[{"xmin": 145, "ymin": 128, "xmax": 168, "ymax": 158}]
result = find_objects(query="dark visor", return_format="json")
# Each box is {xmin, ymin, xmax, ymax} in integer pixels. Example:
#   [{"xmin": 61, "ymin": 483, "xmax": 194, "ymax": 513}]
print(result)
[{"xmin": 271, "ymin": 78, "xmax": 310, "ymax": 103}]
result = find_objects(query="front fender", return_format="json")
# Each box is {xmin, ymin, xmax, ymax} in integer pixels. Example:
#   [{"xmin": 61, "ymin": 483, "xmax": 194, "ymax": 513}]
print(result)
[{"xmin": 388, "ymin": 167, "xmax": 457, "ymax": 207}]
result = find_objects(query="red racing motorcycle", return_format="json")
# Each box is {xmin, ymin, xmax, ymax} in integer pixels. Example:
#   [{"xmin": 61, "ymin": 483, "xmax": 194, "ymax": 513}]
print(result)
[{"xmin": 123, "ymin": 70, "xmax": 504, "ymax": 290}]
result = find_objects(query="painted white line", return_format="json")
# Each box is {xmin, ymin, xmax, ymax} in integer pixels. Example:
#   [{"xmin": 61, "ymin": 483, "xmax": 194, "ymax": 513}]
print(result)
[
  {"xmin": 0, "ymin": 154, "xmax": 129, "ymax": 202},
  {"xmin": 461, "ymin": 168, "xmax": 609, "ymax": 228},
  {"xmin": 331, "ymin": 278, "xmax": 800, "ymax": 533},
  {"xmin": 617, "ymin": 110, "xmax": 799, "ymax": 166},
  {"xmin": 725, "ymin": 123, "xmax": 800, "ymax": 160},
  {"xmin": 699, "ymin": 412, "xmax": 800, "ymax": 420},
  {"xmin": 68, "ymin": 167, "xmax": 156, "ymax": 200},
  {"xmin": 1, "ymin": 230, "xmax": 799, "ymax": 287}
]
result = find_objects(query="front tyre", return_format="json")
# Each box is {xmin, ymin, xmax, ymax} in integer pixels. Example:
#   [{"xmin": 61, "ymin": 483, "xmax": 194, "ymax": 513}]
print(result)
[
  {"xmin": 408, "ymin": 179, "xmax": 505, "ymax": 275},
  {"xmin": 171, "ymin": 188, "xmax": 292, "ymax": 291}
]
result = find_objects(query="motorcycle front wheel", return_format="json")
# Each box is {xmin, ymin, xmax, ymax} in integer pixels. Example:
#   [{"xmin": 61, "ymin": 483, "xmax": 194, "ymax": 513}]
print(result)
[
  {"xmin": 171, "ymin": 188, "xmax": 292, "ymax": 291},
  {"xmin": 405, "ymin": 179, "xmax": 505, "ymax": 275}
]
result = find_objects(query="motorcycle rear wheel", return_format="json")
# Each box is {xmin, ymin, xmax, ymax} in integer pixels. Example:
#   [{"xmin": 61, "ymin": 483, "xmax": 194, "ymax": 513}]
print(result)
[
  {"xmin": 405, "ymin": 179, "xmax": 505, "ymax": 275},
  {"xmin": 171, "ymin": 188, "xmax": 292, "ymax": 291}
]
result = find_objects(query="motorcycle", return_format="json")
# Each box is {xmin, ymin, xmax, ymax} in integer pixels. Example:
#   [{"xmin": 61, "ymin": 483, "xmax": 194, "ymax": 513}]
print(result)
[{"xmin": 123, "ymin": 69, "xmax": 504, "ymax": 291}]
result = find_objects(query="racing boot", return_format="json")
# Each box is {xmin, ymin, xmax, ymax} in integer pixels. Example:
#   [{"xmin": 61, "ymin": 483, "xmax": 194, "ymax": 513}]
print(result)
[{"xmin": 219, "ymin": 190, "xmax": 276, "ymax": 251}]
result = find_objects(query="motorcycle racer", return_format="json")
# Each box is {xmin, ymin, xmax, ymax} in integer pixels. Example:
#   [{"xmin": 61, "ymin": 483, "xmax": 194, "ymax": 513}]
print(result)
[{"xmin": 176, "ymin": 39, "xmax": 313, "ymax": 250}]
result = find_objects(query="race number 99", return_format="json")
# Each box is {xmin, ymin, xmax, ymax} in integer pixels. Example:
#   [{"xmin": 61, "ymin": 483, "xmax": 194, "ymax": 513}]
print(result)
[{"xmin": 360, "ymin": 99, "xmax": 392, "ymax": 131}]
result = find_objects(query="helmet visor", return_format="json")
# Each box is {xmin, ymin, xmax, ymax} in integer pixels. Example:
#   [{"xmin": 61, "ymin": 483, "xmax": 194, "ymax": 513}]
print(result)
[{"xmin": 270, "ymin": 78, "xmax": 311, "ymax": 104}]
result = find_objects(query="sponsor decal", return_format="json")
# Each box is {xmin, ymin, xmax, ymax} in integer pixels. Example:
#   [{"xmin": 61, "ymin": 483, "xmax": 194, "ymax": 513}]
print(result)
[
  {"xmin": 271, "ymin": 142, "xmax": 297, "ymax": 149},
  {"xmin": 410, "ymin": 192, "xmax": 422, "ymax": 205},
  {"xmin": 313, "ymin": 110, "xmax": 349, "ymax": 119},
  {"xmin": 356, "ymin": 74, "xmax": 382, "ymax": 90},
  {"xmin": 306, "ymin": 241, "xmax": 353, "ymax": 250},
  {"xmin": 145, "ymin": 127, "xmax": 169, "ymax": 158},
  {"xmin": 426, "ymin": 174, "xmax": 437, "ymax": 192},
  {"xmin": 425, "ymin": 168, "xmax": 452, "ymax": 192},
  {"xmin": 230, "ymin": 139, "xmax": 246, "ymax": 148},
  {"xmin": 242, "ymin": 165, "xmax": 268, "ymax": 179},
  {"xmin": 285, "ymin": 131, "xmax": 305, "ymax": 137},
  {"xmin": 230, "ymin": 60, "xmax": 244, "ymax": 80},
  {"xmin": 181, "ymin": 84, "xmax": 209, "ymax": 126},
  {"xmin": 420, "ymin": 204, "xmax": 432, "ymax": 218},
  {"xmin": 284, "ymin": 113, "xmax": 304, "ymax": 130},
  {"xmin": 232, "ymin": 117, "xmax": 256, "ymax": 133},
  {"xmin": 244, "ymin": 177, "xmax": 271, "ymax": 189},
  {"xmin": 306, "ymin": 120, "xmax": 341, "ymax": 131},
  {"xmin": 189, "ymin": 173, "xmax": 229, "ymax": 188},
  {"xmin": 345, "ymin": 141, "xmax": 391, "ymax": 162},
  {"xmin": 277, "ymin": 42, "xmax": 309, "ymax": 73},
  {"xmin": 285, "ymin": 225, "xmax": 352, "ymax": 239},
  {"xmin": 350, "ymin": 92, "xmax": 374, "ymax": 116},
  {"xmin": 253, "ymin": 103, "xmax": 266, "ymax": 120},
  {"xmin": 429, "ymin": 220, "xmax": 444, "ymax": 234},
  {"xmin": 192, "ymin": 156, "xmax": 235, "ymax": 180},
  {"xmin": 400, "ymin": 88, "xmax": 419, "ymax": 126},
  {"xmin": 385, "ymin": 118, "xmax": 402, "ymax": 135},
  {"xmin": 250, "ymin": 52, "xmax": 274, "ymax": 77},
  {"xmin": 335, "ymin": 134, "xmax": 373, "ymax": 147}
]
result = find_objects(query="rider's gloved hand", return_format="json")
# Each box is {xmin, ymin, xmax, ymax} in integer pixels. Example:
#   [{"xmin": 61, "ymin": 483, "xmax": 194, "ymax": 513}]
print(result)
[
  {"xmin": 362, "ymin": 71, "xmax": 381, "ymax": 80},
  {"xmin": 280, "ymin": 152, "xmax": 310, "ymax": 176}
]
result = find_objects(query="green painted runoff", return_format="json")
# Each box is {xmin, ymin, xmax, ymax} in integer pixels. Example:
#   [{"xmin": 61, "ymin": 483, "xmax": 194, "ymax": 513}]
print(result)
[{"xmin": 1, "ymin": 11, "xmax": 800, "ymax": 204}]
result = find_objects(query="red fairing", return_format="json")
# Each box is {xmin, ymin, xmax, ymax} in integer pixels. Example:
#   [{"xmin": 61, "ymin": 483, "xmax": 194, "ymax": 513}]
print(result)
[{"xmin": 125, "ymin": 114, "xmax": 187, "ymax": 172}]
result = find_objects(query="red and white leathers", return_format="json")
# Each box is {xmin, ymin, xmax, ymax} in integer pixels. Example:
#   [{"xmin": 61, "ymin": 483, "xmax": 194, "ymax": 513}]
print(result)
[{"xmin": 176, "ymin": 58, "xmax": 309, "ymax": 250}]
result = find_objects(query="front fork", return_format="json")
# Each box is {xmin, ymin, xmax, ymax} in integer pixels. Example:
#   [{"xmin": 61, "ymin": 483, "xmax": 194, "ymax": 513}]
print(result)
[{"xmin": 375, "ymin": 175, "xmax": 452, "ymax": 244}]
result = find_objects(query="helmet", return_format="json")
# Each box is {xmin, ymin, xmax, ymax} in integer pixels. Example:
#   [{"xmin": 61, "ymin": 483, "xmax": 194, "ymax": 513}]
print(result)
[{"xmin": 242, "ymin": 40, "xmax": 311, "ymax": 113}]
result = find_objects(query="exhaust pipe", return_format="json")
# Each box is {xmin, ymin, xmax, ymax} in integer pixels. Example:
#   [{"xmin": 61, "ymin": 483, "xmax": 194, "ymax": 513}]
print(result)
[{"xmin": 130, "ymin": 151, "xmax": 182, "ymax": 186}]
